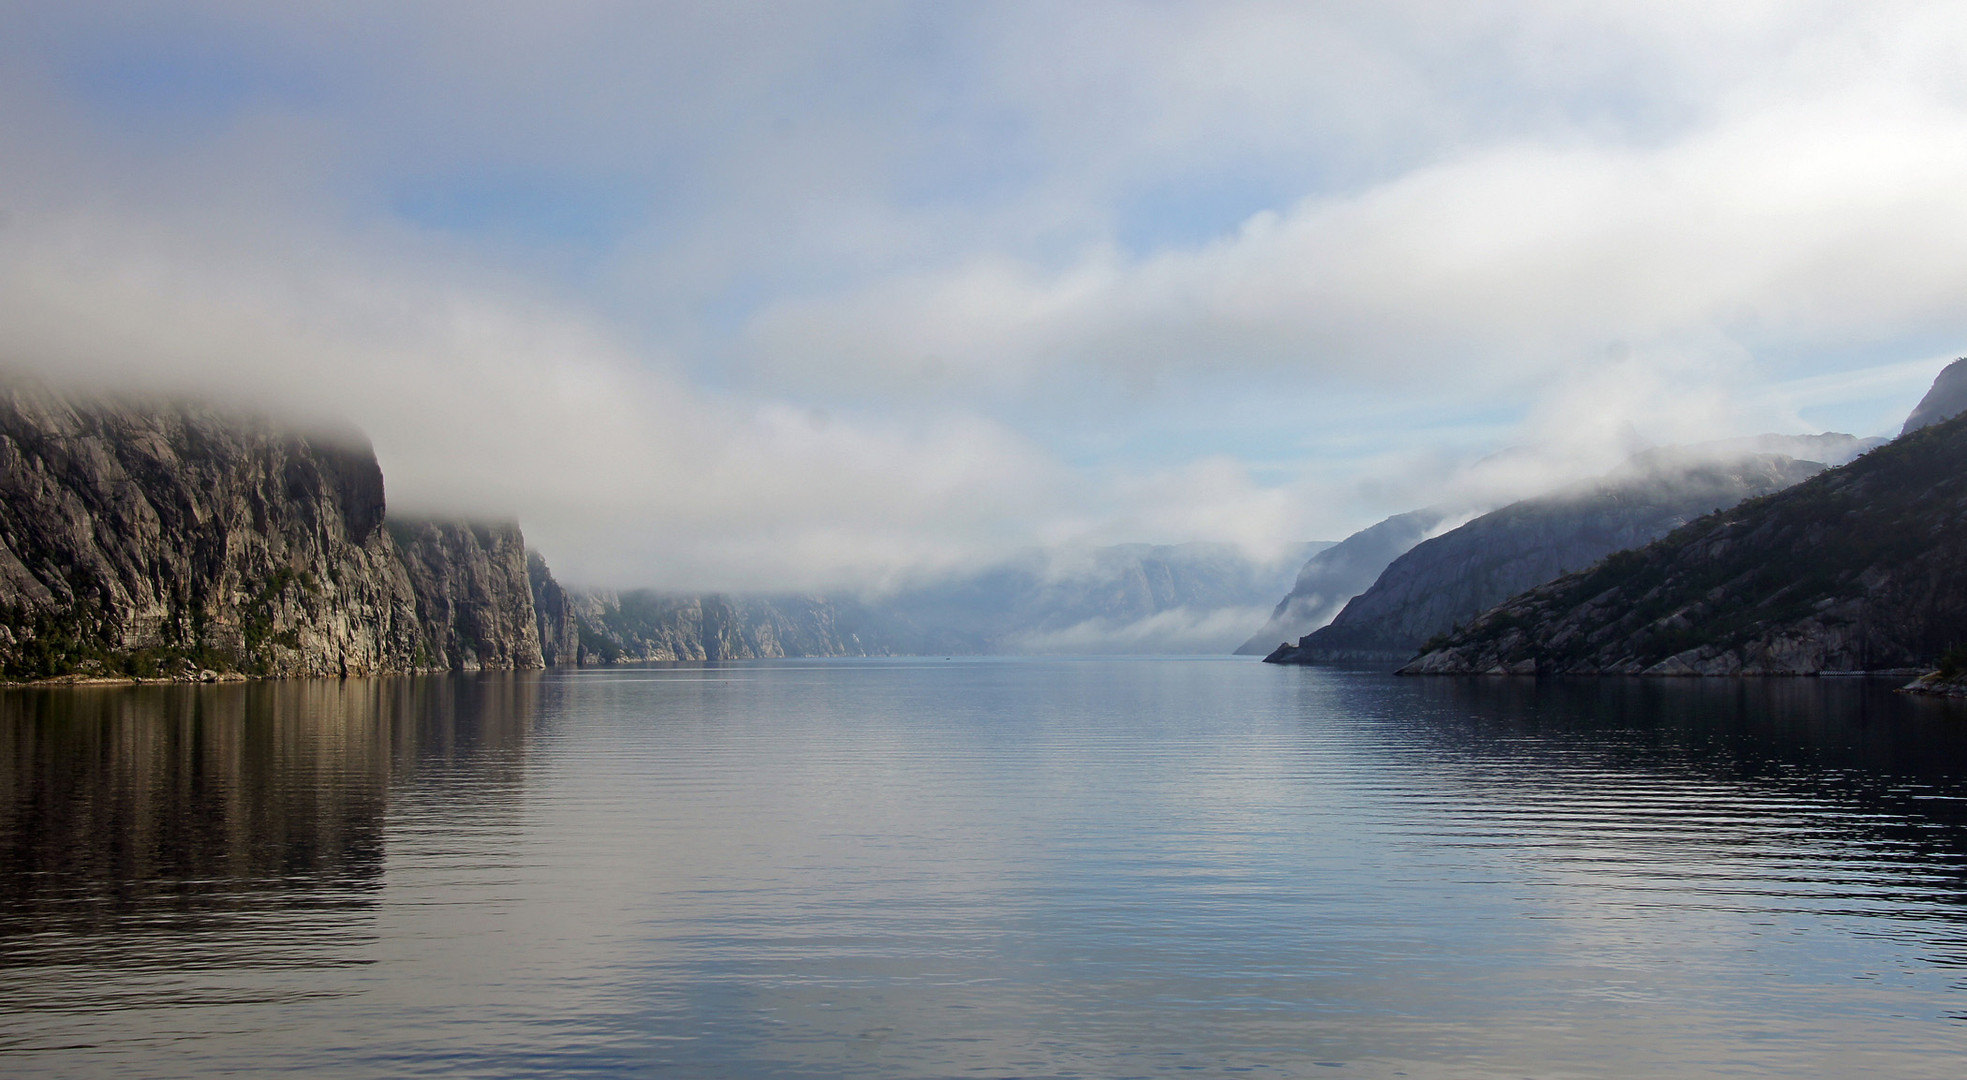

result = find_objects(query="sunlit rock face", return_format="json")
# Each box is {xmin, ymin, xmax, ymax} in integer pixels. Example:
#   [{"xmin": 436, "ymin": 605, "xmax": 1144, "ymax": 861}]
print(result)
[
  {"xmin": 1901, "ymin": 357, "xmax": 1967, "ymax": 436},
  {"xmin": 1401, "ymin": 414, "xmax": 1967, "ymax": 678},
  {"xmin": 0, "ymin": 379, "xmax": 545, "ymax": 680}
]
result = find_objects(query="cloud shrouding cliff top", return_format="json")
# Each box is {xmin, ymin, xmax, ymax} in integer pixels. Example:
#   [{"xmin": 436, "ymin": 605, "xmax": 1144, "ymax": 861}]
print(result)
[{"xmin": 0, "ymin": 1, "xmax": 1959, "ymax": 590}]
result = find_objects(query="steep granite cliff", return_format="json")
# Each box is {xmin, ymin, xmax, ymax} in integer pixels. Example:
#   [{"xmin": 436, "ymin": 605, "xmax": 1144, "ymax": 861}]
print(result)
[
  {"xmin": 1401, "ymin": 415, "xmax": 1967, "ymax": 677},
  {"xmin": 528, "ymin": 550, "xmax": 582, "ymax": 666},
  {"xmin": 1267, "ymin": 445, "xmax": 1841, "ymax": 665},
  {"xmin": 390, "ymin": 519, "xmax": 545, "ymax": 671},
  {"xmin": 0, "ymin": 381, "xmax": 544, "ymax": 680}
]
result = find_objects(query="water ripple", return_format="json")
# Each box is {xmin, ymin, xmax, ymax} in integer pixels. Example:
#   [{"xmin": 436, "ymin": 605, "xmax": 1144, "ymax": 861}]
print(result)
[{"xmin": 3, "ymin": 662, "xmax": 1967, "ymax": 1076}]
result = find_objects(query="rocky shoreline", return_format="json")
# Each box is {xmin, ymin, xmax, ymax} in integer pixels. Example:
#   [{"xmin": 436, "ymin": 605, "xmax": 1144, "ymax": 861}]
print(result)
[{"xmin": 0, "ymin": 669, "xmax": 251, "ymax": 687}]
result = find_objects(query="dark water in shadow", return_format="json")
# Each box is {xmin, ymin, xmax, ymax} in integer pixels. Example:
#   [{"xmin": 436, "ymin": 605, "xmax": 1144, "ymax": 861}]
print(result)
[{"xmin": 3, "ymin": 660, "xmax": 1967, "ymax": 1077}]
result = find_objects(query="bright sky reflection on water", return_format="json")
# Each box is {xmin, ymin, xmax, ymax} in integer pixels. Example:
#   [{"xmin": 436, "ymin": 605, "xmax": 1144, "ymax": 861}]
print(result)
[{"xmin": 4, "ymin": 659, "xmax": 1967, "ymax": 1078}]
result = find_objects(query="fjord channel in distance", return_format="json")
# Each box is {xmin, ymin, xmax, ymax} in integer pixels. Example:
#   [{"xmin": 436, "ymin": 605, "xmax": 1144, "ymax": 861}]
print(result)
[{"xmin": 4, "ymin": 657, "xmax": 1967, "ymax": 1078}]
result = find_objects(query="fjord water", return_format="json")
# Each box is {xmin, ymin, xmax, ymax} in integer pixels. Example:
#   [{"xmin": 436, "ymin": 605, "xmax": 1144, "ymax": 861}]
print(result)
[{"xmin": 5, "ymin": 661, "xmax": 1967, "ymax": 1078}]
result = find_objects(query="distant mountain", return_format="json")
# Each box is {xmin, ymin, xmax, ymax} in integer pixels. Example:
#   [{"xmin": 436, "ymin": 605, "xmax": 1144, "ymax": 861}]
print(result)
[
  {"xmin": 1401, "ymin": 416, "xmax": 1967, "ymax": 677},
  {"xmin": 866, "ymin": 541, "xmax": 1327, "ymax": 655},
  {"xmin": 526, "ymin": 541, "xmax": 1326, "ymax": 662},
  {"xmin": 1265, "ymin": 435, "xmax": 1877, "ymax": 666},
  {"xmin": 530, "ymin": 558, "xmax": 880, "ymax": 662},
  {"xmin": 1685, "ymin": 432, "xmax": 1886, "ymax": 464},
  {"xmin": 1234, "ymin": 510, "xmax": 1451, "ymax": 655}
]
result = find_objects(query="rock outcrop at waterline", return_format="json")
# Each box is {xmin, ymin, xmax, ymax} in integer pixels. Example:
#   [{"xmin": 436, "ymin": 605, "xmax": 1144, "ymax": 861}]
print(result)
[
  {"xmin": 0, "ymin": 381, "xmax": 545, "ymax": 681},
  {"xmin": 1400, "ymin": 413, "xmax": 1967, "ymax": 677}
]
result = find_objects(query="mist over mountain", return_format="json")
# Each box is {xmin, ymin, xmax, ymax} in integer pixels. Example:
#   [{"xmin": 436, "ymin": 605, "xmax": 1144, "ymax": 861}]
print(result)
[
  {"xmin": 1403, "ymin": 414, "xmax": 1967, "ymax": 678},
  {"xmin": 1400, "ymin": 361, "xmax": 1967, "ymax": 679},
  {"xmin": 530, "ymin": 563, "xmax": 882, "ymax": 663},
  {"xmin": 1234, "ymin": 510, "xmax": 1452, "ymax": 655},
  {"xmin": 1262, "ymin": 434, "xmax": 1878, "ymax": 667},
  {"xmin": 857, "ymin": 542, "xmax": 1327, "ymax": 656},
  {"xmin": 8, "ymin": 7, "xmax": 1966, "ymax": 591},
  {"xmin": 525, "ymin": 541, "xmax": 1328, "ymax": 661},
  {"xmin": 4, "ymin": 359, "xmax": 1916, "ymax": 679}
]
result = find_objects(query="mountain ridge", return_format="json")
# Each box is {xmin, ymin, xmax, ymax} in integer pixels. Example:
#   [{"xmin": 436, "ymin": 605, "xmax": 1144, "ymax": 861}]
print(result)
[
  {"xmin": 1264, "ymin": 438, "xmax": 1874, "ymax": 667},
  {"xmin": 1400, "ymin": 414, "xmax": 1967, "ymax": 677},
  {"xmin": 1235, "ymin": 510, "xmax": 1451, "ymax": 655}
]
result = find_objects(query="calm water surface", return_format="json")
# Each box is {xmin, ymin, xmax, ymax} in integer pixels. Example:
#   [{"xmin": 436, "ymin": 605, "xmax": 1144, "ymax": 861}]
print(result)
[{"xmin": 5, "ymin": 658, "xmax": 1967, "ymax": 1077}]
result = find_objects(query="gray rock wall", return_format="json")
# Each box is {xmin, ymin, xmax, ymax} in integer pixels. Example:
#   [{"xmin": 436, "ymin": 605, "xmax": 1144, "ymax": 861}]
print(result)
[
  {"xmin": 0, "ymin": 380, "xmax": 545, "ymax": 681},
  {"xmin": 389, "ymin": 519, "xmax": 545, "ymax": 671},
  {"xmin": 528, "ymin": 550, "xmax": 582, "ymax": 666}
]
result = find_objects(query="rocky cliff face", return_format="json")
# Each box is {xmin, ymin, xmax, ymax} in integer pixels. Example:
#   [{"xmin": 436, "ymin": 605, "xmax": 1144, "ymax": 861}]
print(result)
[
  {"xmin": 1235, "ymin": 511, "xmax": 1448, "ymax": 655},
  {"xmin": 0, "ymin": 381, "xmax": 545, "ymax": 681},
  {"xmin": 528, "ymin": 550, "xmax": 582, "ymax": 666},
  {"xmin": 390, "ymin": 519, "xmax": 544, "ymax": 671},
  {"xmin": 1401, "ymin": 416, "xmax": 1967, "ymax": 677},
  {"xmin": 1266, "ymin": 446, "xmax": 1835, "ymax": 665}
]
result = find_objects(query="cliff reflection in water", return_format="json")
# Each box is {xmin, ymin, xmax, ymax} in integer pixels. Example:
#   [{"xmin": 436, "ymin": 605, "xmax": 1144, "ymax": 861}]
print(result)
[
  {"xmin": 0, "ymin": 675, "xmax": 537, "ymax": 979},
  {"xmin": 1366, "ymin": 675, "xmax": 1967, "ymax": 925},
  {"xmin": 6, "ymin": 662, "xmax": 1967, "ymax": 1077},
  {"xmin": 1390, "ymin": 674, "xmax": 1967, "ymax": 798}
]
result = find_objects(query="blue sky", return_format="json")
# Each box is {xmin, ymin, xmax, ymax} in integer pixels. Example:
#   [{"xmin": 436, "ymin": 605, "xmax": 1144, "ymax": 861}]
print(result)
[{"xmin": 2, "ymin": 2, "xmax": 1963, "ymax": 589}]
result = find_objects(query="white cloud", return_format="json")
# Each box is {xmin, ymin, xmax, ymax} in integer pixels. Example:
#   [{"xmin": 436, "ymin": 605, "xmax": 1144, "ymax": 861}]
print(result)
[
  {"xmin": 749, "ymin": 87, "xmax": 1967, "ymax": 400},
  {"xmin": 0, "ymin": 209, "xmax": 1076, "ymax": 591},
  {"xmin": 0, "ymin": 2, "xmax": 1962, "ymax": 592}
]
